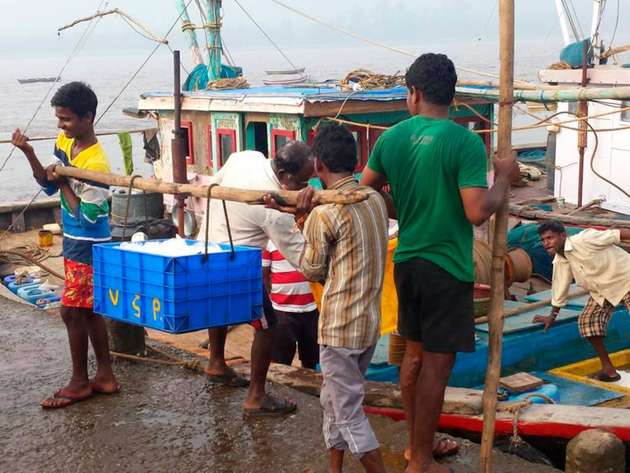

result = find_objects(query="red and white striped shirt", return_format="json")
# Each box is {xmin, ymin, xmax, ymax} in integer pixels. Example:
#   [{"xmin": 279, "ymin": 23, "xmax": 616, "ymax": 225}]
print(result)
[{"xmin": 262, "ymin": 240, "xmax": 317, "ymax": 313}]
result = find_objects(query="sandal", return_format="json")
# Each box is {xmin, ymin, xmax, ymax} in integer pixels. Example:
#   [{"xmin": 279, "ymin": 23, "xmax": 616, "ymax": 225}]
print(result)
[
  {"xmin": 243, "ymin": 396, "xmax": 297, "ymax": 417},
  {"xmin": 41, "ymin": 388, "xmax": 94, "ymax": 409},
  {"xmin": 206, "ymin": 372, "xmax": 250, "ymax": 388},
  {"xmin": 90, "ymin": 380, "xmax": 121, "ymax": 395},
  {"xmin": 404, "ymin": 438, "xmax": 460, "ymax": 462},
  {"xmin": 590, "ymin": 371, "xmax": 621, "ymax": 382}
]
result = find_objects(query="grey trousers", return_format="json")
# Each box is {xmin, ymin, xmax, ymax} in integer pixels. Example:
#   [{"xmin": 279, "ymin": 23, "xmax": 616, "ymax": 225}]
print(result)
[{"xmin": 319, "ymin": 344, "xmax": 379, "ymax": 458}]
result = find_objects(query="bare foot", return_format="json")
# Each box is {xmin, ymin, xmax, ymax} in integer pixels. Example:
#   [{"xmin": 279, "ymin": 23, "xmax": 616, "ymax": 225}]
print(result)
[
  {"xmin": 90, "ymin": 367, "xmax": 120, "ymax": 394},
  {"xmin": 204, "ymin": 360, "xmax": 231, "ymax": 377}
]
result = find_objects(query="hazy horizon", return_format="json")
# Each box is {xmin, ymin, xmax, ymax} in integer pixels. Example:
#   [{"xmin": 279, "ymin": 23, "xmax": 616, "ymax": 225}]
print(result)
[{"xmin": 1, "ymin": 0, "xmax": 628, "ymax": 57}]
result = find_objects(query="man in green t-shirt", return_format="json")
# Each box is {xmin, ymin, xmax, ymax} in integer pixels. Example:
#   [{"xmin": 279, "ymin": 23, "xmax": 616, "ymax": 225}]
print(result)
[{"xmin": 361, "ymin": 53, "xmax": 519, "ymax": 473}]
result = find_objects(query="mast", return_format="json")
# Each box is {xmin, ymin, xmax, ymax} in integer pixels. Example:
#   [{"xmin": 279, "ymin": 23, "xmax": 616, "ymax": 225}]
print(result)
[
  {"xmin": 205, "ymin": 0, "xmax": 223, "ymax": 82},
  {"xmin": 176, "ymin": 0, "xmax": 204, "ymax": 66},
  {"xmin": 555, "ymin": 0, "xmax": 576, "ymax": 46},
  {"xmin": 590, "ymin": 0, "xmax": 605, "ymax": 59}
]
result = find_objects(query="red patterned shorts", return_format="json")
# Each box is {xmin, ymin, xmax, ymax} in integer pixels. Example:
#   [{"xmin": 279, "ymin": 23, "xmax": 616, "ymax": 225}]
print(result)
[{"xmin": 62, "ymin": 258, "xmax": 94, "ymax": 309}]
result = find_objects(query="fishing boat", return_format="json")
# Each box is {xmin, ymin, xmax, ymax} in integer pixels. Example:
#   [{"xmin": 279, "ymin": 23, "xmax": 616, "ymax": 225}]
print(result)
[
  {"xmin": 2, "ymin": 1, "xmax": 630, "ymax": 467},
  {"xmin": 17, "ymin": 77, "xmax": 61, "ymax": 84}
]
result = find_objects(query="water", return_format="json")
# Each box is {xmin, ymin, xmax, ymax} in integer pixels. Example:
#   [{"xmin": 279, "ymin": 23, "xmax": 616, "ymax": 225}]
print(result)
[{"xmin": 0, "ymin": 39, "xmax": 560, "ymax": 201}]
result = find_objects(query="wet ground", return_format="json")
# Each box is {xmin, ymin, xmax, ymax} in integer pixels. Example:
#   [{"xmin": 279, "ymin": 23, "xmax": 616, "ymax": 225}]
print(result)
[{"xmin": 0, "ymin": 297, "xmax": 560, "ymax": 473}]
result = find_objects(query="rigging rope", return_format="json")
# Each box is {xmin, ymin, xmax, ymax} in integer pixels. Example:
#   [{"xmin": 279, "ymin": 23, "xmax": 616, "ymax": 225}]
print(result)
[
  {"xmin": 268, "ymin": 0, "xmax": 545, "ymax": 90},
  {"xmin": 234, "ymin": 0, "xmax": 297, "ymax": 70},
  {"xmin": 0, "ymin": 0, "xmax": 194, "ymax": 246},
  {"xmin": 94, "ymin": 0, "xmax": 194, "ymax": 126},
  {"xmin": 0, "ymin": 0, "xmax": 107, "ymax": 175}
]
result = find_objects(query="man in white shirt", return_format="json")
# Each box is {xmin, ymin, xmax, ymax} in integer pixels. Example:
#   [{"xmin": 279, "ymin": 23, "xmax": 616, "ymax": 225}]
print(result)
[
  {"xmin": 200, "ymin": 142, "xmax": 313, "ymax": 415},
  {"xmin": 533, "ymin": 221, "xmax": 630, "ymax": 382}
]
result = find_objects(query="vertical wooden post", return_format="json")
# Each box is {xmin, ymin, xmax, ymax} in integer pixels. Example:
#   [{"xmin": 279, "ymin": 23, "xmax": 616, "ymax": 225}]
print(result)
[{"xmin": 480, "ymin": 1, "xmax": 514, "ymax": 471}]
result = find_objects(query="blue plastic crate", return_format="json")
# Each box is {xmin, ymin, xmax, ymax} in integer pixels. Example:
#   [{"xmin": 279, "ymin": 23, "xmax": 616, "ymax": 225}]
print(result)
[{"xmin": 92, "ymin": 240, "xmax": 263, "ymax": 333}]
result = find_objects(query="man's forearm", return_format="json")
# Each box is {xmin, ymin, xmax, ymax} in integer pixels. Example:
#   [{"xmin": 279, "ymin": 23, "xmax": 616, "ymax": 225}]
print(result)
[
  {"xmin": 24, "ymin": 150, "xmax": 47, "ymax": 185},
  {"xmin": 620, "ymin": 228, "xmax": 630, "ymax": 241},
  {"xmin": 481, "ymin": 175, "xmax": 510, "ymax": 220},
  {"xmin": 550, "ymin": 306, "xmax": 561, "ymax": 318}
]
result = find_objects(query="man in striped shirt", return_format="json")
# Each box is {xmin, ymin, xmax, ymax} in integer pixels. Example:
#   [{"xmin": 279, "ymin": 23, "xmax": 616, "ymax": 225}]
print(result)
[
  {"xmin": 12, "ymin": 82, "xmax": 119, "ymax": 409},
  {"xmin": 269, "ymin": 123, "xmax": 389, "ymax": 472},
  {"xmin": 262, "ymin": 240, "xmax": 318, "ymax": 369}
]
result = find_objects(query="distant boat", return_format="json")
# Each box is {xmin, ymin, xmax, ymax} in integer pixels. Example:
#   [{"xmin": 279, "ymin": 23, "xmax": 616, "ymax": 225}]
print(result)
[{"xmin": 17, "ymin": 77, "xmax": 61, "ymax": 85}]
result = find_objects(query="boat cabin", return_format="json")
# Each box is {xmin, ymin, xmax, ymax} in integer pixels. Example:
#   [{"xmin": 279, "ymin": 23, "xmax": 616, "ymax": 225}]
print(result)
[{"xmin": 135, "ymin": 85, "xmax": 495, "ymax": 218}]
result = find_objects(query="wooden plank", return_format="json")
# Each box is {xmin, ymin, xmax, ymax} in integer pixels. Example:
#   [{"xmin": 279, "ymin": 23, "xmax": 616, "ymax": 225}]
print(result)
[
  {"xmin": 303, "ymin": 100, "xmax": 407, "ymax": 117},
  {"xmin": 232, "ymin": 361, "xmax": 483, "ymax": 415},
  {"xmin": 499, "ymin": 372, "xmax": 543, "ymax": 393}
]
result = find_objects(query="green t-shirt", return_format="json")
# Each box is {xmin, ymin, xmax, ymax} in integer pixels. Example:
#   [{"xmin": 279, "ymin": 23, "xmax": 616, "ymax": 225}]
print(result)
[{"xmin": 368, "ymin": 115, "xmax": 488, "ymax": 282}]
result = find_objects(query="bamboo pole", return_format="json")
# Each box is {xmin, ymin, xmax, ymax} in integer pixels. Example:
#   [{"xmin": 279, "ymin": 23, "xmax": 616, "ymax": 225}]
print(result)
[
  {"xmin": 509, "ymin": 204, "xmax": 630, "ymax": 228},
  {"xmin": 0, "ymin": 128, "xmax": 153, "ymax": 146},
  {"xmin": 52, "ymin": 166, "xmax": 367, "ymax": 206},
  {"xmin": 480, "ymin": 1, "xmax": 514, "ymax": 471},
  {"xmin": 474, "ymin": 289, "xmax": 589, "ymax": 325},
  {"xmin": 457, "ymin": 84, "xmax": 630, "ymax": 103}
]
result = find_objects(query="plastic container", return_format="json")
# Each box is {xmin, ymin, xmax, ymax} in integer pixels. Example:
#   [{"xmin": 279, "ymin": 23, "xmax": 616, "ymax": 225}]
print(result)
[
  {"xmin": 92, "ymin": 240, "xmax": 263, "ymax": 333},
  {"xmin": 18, "ymin": 287, "xmax": 54, "ymax": 304},
  {"xmin": 8, "ymin": 279, "xmax": 37, "ymax": 293}
]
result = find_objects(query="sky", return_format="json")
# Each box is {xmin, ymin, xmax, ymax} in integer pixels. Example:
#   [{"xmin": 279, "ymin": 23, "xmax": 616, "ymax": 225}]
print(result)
[{"xmin": 0, "ymin": 0, "xmax": 628, "ymax": 55}]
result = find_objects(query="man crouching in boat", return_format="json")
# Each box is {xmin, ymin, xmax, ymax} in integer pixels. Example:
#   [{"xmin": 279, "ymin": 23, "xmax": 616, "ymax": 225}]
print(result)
[
  {"xmin": 534, "ymin": 221, "xmax": 630, "ymax": 382},
  {"xmin": 11, "ymin": 82, "xmax": 119, "ymax": 408}
]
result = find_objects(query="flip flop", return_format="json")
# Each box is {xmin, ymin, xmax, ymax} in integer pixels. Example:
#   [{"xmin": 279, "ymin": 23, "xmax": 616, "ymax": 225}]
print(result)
[
  {"xmin": 590, "ymin": 371, "xmax": 621, "ymax": 382},
  {"xmin": 404, "ymin": 438, "xmax": 460, "ymax": 462},
  {"xmin": 243, "ymin": 396, "xmax": 297, "ymax": 417},
  {"xmin": 433, "ymin": 438, "xmax": 460, "ymax": 459},
  {"xmin": 90, "ymin": 381, "xmax": 121, "ymax": 395},
  {"xmin": 206, "ymin": 372, "xmax": 250, "ymax": 388},
  {"xmin": 41, "ymin": 388, "xmax": 94, "ymax": 409}
]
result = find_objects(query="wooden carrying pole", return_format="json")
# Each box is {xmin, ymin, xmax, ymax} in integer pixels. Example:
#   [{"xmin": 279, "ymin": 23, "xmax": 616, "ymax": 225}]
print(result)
[
  {"xmin": 53, "ymin": 166, "xmax": 367, "ymax": 206},
  {"xmin": 480, "ymin": 1, "xmax": 514, "ymax": 471}
]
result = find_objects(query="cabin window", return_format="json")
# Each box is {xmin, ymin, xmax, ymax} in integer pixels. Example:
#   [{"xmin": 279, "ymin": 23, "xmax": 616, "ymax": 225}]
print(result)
[
  {"xmin": 622, "ymin": 101, "xmax": 630, "ymax": 122},
  {"xmin": 217, "ymin": 128, "xmax": 237, "ymax": 167},
  {"xmin": 271, "ymin": 129, "xmax": 296, "ymax": 158},
  {"xmin": 568, "ymin": 101, "xmax": 578, "ymax": 116},
  {"xmin": 181, "ymin": 121, "xmax": 194, "ymax": 165},
  {"xmin": 206, "ymin": 125, "xmax": 213, "ymax": 168},
  {"xmin": 347, "ymin": 125, "xmax": 368, "ymax": 172}
]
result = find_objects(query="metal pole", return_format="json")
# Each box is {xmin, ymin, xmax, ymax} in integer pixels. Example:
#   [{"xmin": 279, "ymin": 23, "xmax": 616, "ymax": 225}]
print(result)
[
  {"xmin": 480, "ymin": 1, "xmax": 514, "ymax": 471},
  {"xmin": 555, "ymin": 0, "xmax": 574, "ymax": 46},
  {"xmin": 577, "ymin": 42, "xmax": 590, "ymax": 207},
  {"xmin": 171, "ymin": 50, "xmax": 187, "ymax": 237}
]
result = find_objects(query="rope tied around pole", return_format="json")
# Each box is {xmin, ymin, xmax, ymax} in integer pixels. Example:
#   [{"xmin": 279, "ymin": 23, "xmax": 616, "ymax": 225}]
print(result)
[
  {"xmin": 204, "ymin": 183, "xmax": 235, "ymax": 263},
  {"xmin": 180, "ymin": 19, "xmax": 222, "ymax": 32}
]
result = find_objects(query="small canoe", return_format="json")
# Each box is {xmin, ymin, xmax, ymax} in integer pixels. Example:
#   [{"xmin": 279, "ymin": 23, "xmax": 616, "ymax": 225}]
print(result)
[{"xmin": 17, "ymin": 77, "xmax": 61, "ymax": 84}]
